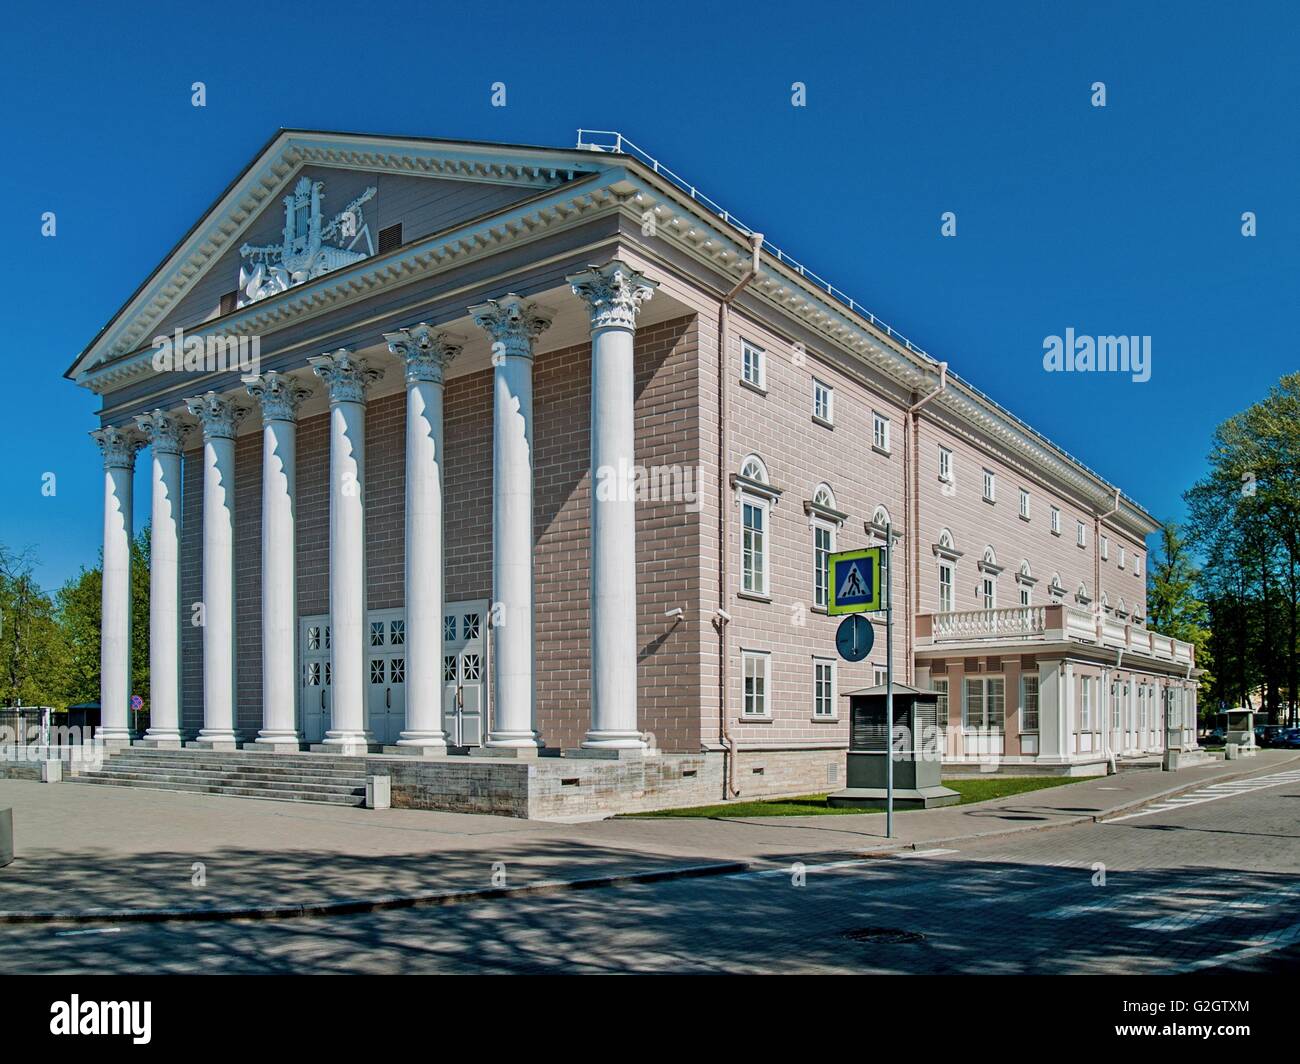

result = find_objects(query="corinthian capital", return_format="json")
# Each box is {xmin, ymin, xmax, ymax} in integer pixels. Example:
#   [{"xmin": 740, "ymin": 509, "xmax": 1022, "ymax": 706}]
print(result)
[
  {"xmin": 134, "ymin": 409, "xmax": 192, "ymax": 455},
  {"xmin": 185, "ymin": 391, "xmax": 247, "ymax": 440},
  {"xmin": 469, "ymin": 294, "xmax": 553, "ymax": 362},
  {"xmin": 384, "ymin": 324, "xmax": 462, "ymax": 385},
  {"xmin": 244, "ymin": 371, "xmax": 312, "ymax": 423},
  {"xmin": 567, "ymin": 260, "xmax": 658, "ymax": 332},
  {"xmin": 91, "ymin": 425, "xmax": 145, "ymax": 471},
  {"xmin": 309, "ymin": 348, "xmax": 383, "ymax": 404}
]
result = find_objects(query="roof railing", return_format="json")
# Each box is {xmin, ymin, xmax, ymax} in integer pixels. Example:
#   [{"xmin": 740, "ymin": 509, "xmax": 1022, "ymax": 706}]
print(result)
[{"xmin": 575, "ymin": 128, "xmax": 1123, "ymax": 499}]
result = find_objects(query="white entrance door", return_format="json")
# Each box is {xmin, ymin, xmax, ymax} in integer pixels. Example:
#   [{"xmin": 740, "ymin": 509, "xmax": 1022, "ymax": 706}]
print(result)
[
  {"xmin": 301, "ymin": 615, "xmax": 332, "ymax": 744},
  {"xmin": 443, "ymin": 599, "xmax": 488, "ymax": 747},
  {"xmin": 366, "ymin": 609, "xmax": 407, "ymax": 747}
]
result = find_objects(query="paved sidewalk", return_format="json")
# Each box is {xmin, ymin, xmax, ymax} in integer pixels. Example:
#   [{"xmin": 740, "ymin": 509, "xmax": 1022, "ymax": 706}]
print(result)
[{"xmin": 0, "ymin": 751, "xmax": 1293, "ymax": 920}]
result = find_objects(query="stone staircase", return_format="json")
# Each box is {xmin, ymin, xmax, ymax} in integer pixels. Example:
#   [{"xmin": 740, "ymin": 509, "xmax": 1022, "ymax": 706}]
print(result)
[{"xmin": 70, "ymin": 747, "xmax": 371, "ymax": 807}]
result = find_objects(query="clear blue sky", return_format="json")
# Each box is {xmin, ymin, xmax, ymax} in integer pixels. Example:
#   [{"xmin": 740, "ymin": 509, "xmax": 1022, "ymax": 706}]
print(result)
[{"xmin": 3, "ymin": 0, "xmax": 1296, "ymax": 591}]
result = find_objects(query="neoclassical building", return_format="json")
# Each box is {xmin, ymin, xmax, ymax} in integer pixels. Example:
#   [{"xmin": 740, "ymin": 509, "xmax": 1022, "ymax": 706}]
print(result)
[{"xmin": 68, "ymin": 130, "xmax": 1199, "ymax": 815}]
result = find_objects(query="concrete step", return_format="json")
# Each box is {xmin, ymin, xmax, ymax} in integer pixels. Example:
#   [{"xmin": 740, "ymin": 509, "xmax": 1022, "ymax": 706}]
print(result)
[
  {"xmin": 96, "ymin": 757, "xmax": 369, "ymax": 782},
  {"xmin": 112, "ymin": 748, "xmax": 369, "ymax": 769},
  {"xmin": 79, "ymin": 769, "xmax": 368, "ymax": 795},
  {"xmin": 70, "ymin": 775, "xmax": 367, "ymax": 806}
]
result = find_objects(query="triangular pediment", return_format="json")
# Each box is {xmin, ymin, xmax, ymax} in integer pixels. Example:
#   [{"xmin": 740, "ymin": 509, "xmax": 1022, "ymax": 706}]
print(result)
[{"xmin": 70, "ymin": 129, "xmax": 614, "ymax": 379}]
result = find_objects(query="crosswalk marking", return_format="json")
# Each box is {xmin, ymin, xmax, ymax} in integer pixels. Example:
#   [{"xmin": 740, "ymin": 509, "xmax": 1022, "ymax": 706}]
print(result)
[{"xmin": 1107, "ymin": 769, "xmax": 1300, "ymax": 822}]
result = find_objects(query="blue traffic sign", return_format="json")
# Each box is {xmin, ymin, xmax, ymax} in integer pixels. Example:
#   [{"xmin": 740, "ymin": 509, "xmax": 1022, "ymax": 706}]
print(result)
[{"xmin": 835, "ymin": 615, "xmax": 874, "ymax": 662}]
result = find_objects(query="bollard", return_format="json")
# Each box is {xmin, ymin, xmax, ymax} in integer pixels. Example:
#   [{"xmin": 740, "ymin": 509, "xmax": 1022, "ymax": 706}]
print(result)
[
  {"xmin": 365, "ymin": 774, "xmax": 391, "ymax": 810},
  {"xmin": 40, "ymin": 758, "xmax": 63, "ymax": 783},
  {"xmin": 0, "ymin": 808, "xmax": 12, "ymax": 868}
]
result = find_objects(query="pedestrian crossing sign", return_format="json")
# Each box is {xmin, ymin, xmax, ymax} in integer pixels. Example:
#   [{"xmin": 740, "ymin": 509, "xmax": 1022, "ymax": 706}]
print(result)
[{"xmin": 828, "ymin": 548, "xmax": 882, "ymax": 615}]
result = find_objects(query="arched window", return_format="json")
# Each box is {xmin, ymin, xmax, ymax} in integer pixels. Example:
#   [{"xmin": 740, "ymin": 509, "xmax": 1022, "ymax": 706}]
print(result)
[
  {"xmin": 1076, "ymin": 581, "xmax": 1090, "ymax": 604},
  {"xmin": 982, "ymin": 546, "xmax": 997, "ymax": 566},
  {"xmin": 1017, "ymin": 561, "xmax": 1034, "ymax": 607},
  {"xmin": 938, "ymin": 528, "xmax": 954, "ymax": 552},
  {"xmin": 977, "ymin": 546, "xmax": 1000, "ymax": 610},
  {"xmin": 813, "ymin": 483, "xmax": 836, "ymax": 510},
  {"xmin": 1049, "ymin": 573, "xmax": 1064, "ymax": 599},
  {"xmin": 1101, "ymin": 592, "xmax": 1110, "ymax": 612},
  {"xmin": 1117, "ymin": 597, "xmax": 1128, "ymax": 618},
  {"xmin": 741, "ymin": 454, "xmax": 769, "ymax": 484},
  {"xmin": 807, "ymin": 483, "xmax": 840, "ymax": 609},
  {"xmin": 872, "ymin": 505, "xmax": 892, "ymax": 529}
]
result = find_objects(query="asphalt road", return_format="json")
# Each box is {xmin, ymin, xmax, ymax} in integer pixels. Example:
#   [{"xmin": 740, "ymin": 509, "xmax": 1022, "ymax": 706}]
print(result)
[{"xmin": 5, "ymin": 771, "xmax": 1299, "ymax": 975}]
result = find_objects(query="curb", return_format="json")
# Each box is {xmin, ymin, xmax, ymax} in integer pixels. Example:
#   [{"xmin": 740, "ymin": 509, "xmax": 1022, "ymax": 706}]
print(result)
[
  {"xmin": 0, "ymin": 859, "xmax": 749, "ymax": 927},
  {"xmin": 856, "ymin": 753, "xmax": 1300, "ymax": 856}
]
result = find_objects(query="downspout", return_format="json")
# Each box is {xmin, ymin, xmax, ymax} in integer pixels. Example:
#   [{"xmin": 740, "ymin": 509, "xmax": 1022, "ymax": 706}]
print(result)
[
  {"xmin": 1096, "ymin": 487, "xmax": 1122, "ymax": 639},
  {"xmin": 906, "ymin": 363, "xmax": 948, "ymax": 685},
  {"xmin": 717, "ymin": 231, "xmax": 764, "ymax": 799}
]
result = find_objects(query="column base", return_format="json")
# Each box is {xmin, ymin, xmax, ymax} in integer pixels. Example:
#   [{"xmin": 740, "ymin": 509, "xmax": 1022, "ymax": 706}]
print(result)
[
  {"xmin": 386, "ymin": 734, "xmax": 449, "ymax": 757},
  {"xmin": 471, "ymin": 745, "xmax": 541, "ymax": 759},
  {"xmin": 137, "ymin": 733, "xmax": 183, "ymax": 749},
  {"xmin": 315, "ymin": 731, "xmax": 374, "ymax": 757},
  {"xmin": 485, "ymin": 731, "xmax": 543, "ymax": 751},
  {"xmin": 190, "ymin": 731, "xmax": 239, "ymax": 751},
  {"xmin": 96, "ymin": 727, "xmax": 132, "ymax": 749},
  {"xmin": 566, "ymin": 746, "xmax": 653, "ymax": 760},
  {"xmin": 580, "ymin": 730, "xmax": 648, "ymax": 752},
  {"xmin": 251, "ymin": 730, "xmax": 303, "ymax": 753}
]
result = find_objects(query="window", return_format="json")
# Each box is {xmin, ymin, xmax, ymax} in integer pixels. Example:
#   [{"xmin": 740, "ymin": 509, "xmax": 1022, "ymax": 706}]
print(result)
[
  {"xmin": 742, "ymin": 650, "xmax": 770, "ymax": 716},
  {"xmin": 983, "ymin": 469, "xmax": 996, "ymax": 502},
  {"xmin": 812, "ymin": 379, "xmax": 833, "ymax": 424},
  {"xmin": 1021, "ymin": 675, "xmax": 1040, "ymax": 731},
  {"xmin": 814, "ymin": 658, "xmax": 836, "ymax": 718},
  {"xmin": 1050, "ymin": 506, "xmax": 1061, "ymax": 535},
  {"xmin": 873, "ymin": 412, "xmax": 891, "ymax": 452},
  {"xmin": 1134, "ymin": 555, "xmax": 1142, "ymax": 577},
  {"xmin": 813, "ymin": 523, "xmax": 833, "ymax": 609},
  {"xmin": 982, "ymin": 575, "xmax": 996, "ymax": 610},
  {"xmin": 219, "ymin": 290, "xmax": 238, "ymax": 316},
  {"xmin": 1019, "ymin": 584, "xmax": 1031, "ymax": 607},
  {"xmin": 1119, "ymin": 546, "xmax": 1126, "ymax": 569},
  {"xmin": 938, "ymin": 446, "xmax": 952, "ymax": 483},
  {"xmin": 742, "ymin": 498, "xmax": 768, "ymax": 595},
  {"xmin": 741, "ymin": 340, "xmax": 766, "ymax": 390},
  {"xmin": 1049, "ymin": 573, "xmax": 1064, "ymax": 599},
  {"xmin": 1076, "ymin": 520, "xmax": 1087, "ymax": 547},
  {"xmin": 964, "ymin": 676, "xmax": 1005, "ymax": 731},
  {"xmin": 1101, "ymin": 536, "xmax": 1110, "ymax": 561},
  {"xmin": 873, "ymin": 664, "xmax": 888, "ymax": 687},
  {"xmin": 934, "ymin": 678, "xmax": 949, "ymax": 727},
  {"xmin": 938, "ymin": 561, "xmax": 954, "ymax": 613},
  {"xmin": 1080, "ymin": 676, "xmax": 1093, "ymax": 731},
  {"xmin": 1019, "ymin": 488, "xmax": 1030, "ymax": 519}
]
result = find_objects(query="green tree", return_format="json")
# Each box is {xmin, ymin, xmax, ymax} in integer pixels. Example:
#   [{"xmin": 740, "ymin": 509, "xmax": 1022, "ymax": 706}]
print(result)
[
  {"xmin": 1146, "ymin": 522, "xmax": 1213, "ymax": 706},
  {"xmin": 0, "ymin": 546, "xmax": 68, "ymax": 707}
]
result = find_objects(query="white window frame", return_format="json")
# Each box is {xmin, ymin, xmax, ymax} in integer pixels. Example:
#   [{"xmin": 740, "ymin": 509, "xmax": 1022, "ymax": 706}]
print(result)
[
  {"xmin": 741, "ymin": 339, "xmax": 766, "ymax": 391},
  {"xmin": 964, "ymin": 675, "xmax": 1006, "ymax": 732},
  {"xmin": 938, "ymin": 561, "xmax": 954, "ymax": 613},
  {"xmin": 812, "ymin": 519, "xmax": 835, "ymax": 610},
  {"xmin": 981, "ymin": 574, "xmax": 996, "ymax": 610},
  {"xmin": 1019, "ymin": 488, "xmax": 1030, "ymax": 519},
  {"xmin": 813, "ymin": 657, "xmax": 837, "ymax": 719},
  {"xmin": 872, "ymin": 411, "xmax": 891, "ymax": 453},
  {"xmin": 1119, "ymin": 546, "xmax": 1126, "ymax": 569},
  {"xmin": 982, "ymin": 468, "xmax": 996, "ymax": 502},
  {"xmin": 1019, "ymin": 584, "xmax": 1031, "ymax": 607},
  {"xmin": 1021, "ymin": 674, "xmax": 1040, "ymax": 732},
  {"xmin": 741, "ymin": 649, "xmax": 771, "ymax": 717},
  {"xmin": 741, "ymin": 493, "xmax": 770, "ymax": 597},
  {"xmin": 938, "ymin": 446, "xmax": 953, "ymax": 483},
  {"xmin": 1134, "ymin": 555, "xmax": 1142, "ymax": 577},
  {"xmin": 1050, "ymin": 506, "xmax": 1061, "ymax": 535},
  {"xmin": 873, "ymin": 664, "xmax": 888, "ymax": 687},
  {"xmin": 1076, "ymin": 520, "xmax": 1087, "ymax": 548},
  {"xmin": 812, "ymin": 378, "xmax": 833, "ymax": 424},
  {"xmin": 1101, "ymin": 535, "xmax": 1110, "ymax": 561},
  {"xmin": 934, "ymin": 678, "xmax": 949, "ymax": 729}
]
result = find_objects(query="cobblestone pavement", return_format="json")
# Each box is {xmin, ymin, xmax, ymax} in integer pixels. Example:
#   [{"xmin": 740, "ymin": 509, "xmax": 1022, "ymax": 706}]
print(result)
[{"xmin": 3, "ymin": 765, "xmax": 1297, "ymax": 973}]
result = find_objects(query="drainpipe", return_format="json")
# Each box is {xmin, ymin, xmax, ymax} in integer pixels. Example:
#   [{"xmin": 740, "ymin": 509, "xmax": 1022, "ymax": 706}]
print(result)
[
  {"xmin": 905, "ymin": 363, "xmax": 948, "ymax": 684},
  {"xmin": 717, "ymin": 231, "xmax": 764, "ymax": 798},
  {"xmin": 1095, "ymin": 487, "xmax": 1121, "ymax": 639}
]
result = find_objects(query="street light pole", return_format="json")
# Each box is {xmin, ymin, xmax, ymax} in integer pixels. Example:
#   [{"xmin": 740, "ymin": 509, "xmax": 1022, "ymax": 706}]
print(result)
[{"xmin": 885, "ymin": 522, "xmax": 894, "ymax": 839}]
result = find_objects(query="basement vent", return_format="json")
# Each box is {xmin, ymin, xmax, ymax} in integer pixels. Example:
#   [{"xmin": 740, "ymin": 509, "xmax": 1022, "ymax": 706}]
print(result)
[
  {"xmin": 682, "ymin": 769, "xmax": 697, "ymax": 778},
  {"xmin": 377, "ymin": 223, "xmax": 403, "ymax": 254},
  {"xmin": 827, "ymin": 763, "xmax": 838, "ymax": 784},
  {"xmin": 751, "ymin": 766, "xmax": 765, "ymax": 775},
  {"xmin": 560, "ymin": 777, "xmax": 580, "ymax": 787},
  {"xmin": 219, "ymin": 290, "xmax": 238, "ymax": 315}
]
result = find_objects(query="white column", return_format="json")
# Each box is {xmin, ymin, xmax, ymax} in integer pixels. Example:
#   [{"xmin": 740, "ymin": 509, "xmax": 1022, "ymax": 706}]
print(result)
[
  {"xmin": 134, "ymin": 411, "xmax": 189, "ymax": 748},
  {"xmin": 384, "ymin": 325, "xmax": 460, "ymax": 754},
  {"xmin": 469, "ymin": 295, "xmax": 552, "ymax": 749},
  {"xmin": 568, "ymin": 261, "xmax": 658, "ymax": 750},
  {"xmin": 310, "ymin": 349, "xmax": 382, "ymax": 755},
  {"xmin": 185, "ymin": 391, "xmax": 246, "ymax": 750},
  {"xmin": 91, "ymin": 426, "xmax": 143, "ymax": 746},
  {"xmin": 245, "ymin": 372, "xmax": 311, "ymax": 751}
]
